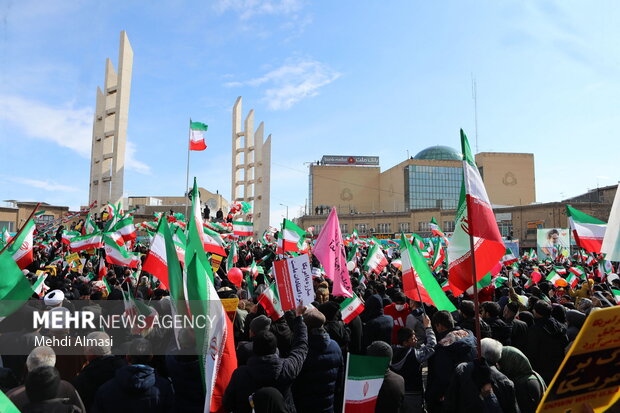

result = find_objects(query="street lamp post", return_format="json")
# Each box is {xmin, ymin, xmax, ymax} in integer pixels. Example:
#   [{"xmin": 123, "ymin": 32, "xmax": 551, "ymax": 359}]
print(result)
[{"xmin": 280, "ymin": 203, "xmax": 289, "ymax": 220}]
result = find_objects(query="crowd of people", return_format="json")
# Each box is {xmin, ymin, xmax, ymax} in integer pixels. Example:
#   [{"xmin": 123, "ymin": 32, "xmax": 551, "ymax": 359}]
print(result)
[{"xmin": 1, "ymin": 211, "xmax": 619, "ymax": 413}]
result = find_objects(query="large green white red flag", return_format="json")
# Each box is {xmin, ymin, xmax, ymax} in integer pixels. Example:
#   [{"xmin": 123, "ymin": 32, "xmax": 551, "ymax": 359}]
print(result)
[
  {"xmin": 189, "ymin": 121, "xmax": 208, "ymax": 151},
  {"xmin": 447, "ymin": 130, "xmax": 505, "ymax": 295},
  {"xmin": 281, "ymin": 218, "xmax": 306, "ymax": 253},
  {"xmin": 601, "ymin": 184, "xmax": 620, "ymax": 261},
  {"xmin": 70, "ymin": 232, "xmax": 103, "ymax": 252},
  {"xmin": 7, "ymin": 219, "xmax": 35, "ymax": 269},
  {"xmin": 184, "ymin": 177, "xmax": 236, "ymax": 412},
  {"xmin": 400, "ymin": 234, "xmax": 456, "ymax": 311},
  {"xmin": 344, "ymin": 354, "xmax": 390, "ymax": 413},
  {"xmin": 363, "ymin": 243, "xmax": 388, "ymax": 275},
  {"xmin": 103, "ymin": 235, "xmax": 140, "ymax": 268},
  {"xmin": 226, "ymin": 241, "xmax": 238, "ymax": 272},
  {"xmin": 0, "ymin": 247, "xmax": 34, "ymax": 317},
  {"xmin": 566, "ymin": 205, "xmax": 607, "ymax": 254},
  {"xmin": 83, "ymin": 213, "xmax": 97, "ymax": 235}
]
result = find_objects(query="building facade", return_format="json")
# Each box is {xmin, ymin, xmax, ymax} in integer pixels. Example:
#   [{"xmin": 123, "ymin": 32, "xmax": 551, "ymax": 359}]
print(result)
[
  {"xmin": 128, "ymin": 187, "xmax": 229, "ymax": 218},
  {"xmin": 0, "ymin": 201, "xmax": 70, "ymax": 232}
]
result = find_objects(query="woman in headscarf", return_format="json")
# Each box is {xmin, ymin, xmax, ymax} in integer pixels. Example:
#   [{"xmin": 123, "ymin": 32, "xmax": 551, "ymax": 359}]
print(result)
[{"xmin": 497, "ymin": 346, "xmax": 546, "ymax": 413}]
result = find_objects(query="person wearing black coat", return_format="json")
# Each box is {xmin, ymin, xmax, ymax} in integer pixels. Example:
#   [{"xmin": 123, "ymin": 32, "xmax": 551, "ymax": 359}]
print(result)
[
  {"xmin": 525, "ymin": 300, "xmax": 569, "ymax": 385},
  {"xmin": 503, "ymin": 301, "xmax": 529, "ymax": 353},
  {"xmin": 292, "ymin": 310, "xmax": 344, "ymax": 413},
  {"xmin": 223, "ymin": 303, "xmax": 309, "ymax": 413},
  {"xmin": 425, "ymin": 311, "xmax": 477, "ymax": 413},
  {"xmin": 73, "ymin": 345, "xmax": 127, "ymax": 411},
  {"xmin": 481, "ymin": 301, "xmax": 512, "ymax": 346},
  {"xmin": 361, "ymin": 294, "xmax": 393, "ymax": 350},
  {"xmin": 91, "ymin": 339, "xmax": 174, "ymax": 413},
  {"xmin": 367, "ymin": 341, "xmax": 405, "ymax": 413},
  {"xmin": 164, "ymin": 328, "xmax": 205, "ymax": 413},
  {"xmin": 318, "ymin": 301, "xmax": 350, "ymax": 354},
  {"xmin": 457, "ymin": 300, "xmax": 491, "ymax": 339}
]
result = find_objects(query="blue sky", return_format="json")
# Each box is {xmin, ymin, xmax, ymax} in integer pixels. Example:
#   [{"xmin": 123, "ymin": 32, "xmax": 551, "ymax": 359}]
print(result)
[{"xmin": 1, "ymin": 1, "xmax": 618, "ymax": 226}]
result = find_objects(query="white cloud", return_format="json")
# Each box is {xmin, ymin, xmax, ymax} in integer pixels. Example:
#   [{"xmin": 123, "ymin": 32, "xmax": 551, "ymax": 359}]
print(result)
[
  {"xmin": 0, "ymin": 94, "xmax": 150, "ymax": 173},
  {"xmin": 125, "ymin": 141, "xmax": 151, "ymax": 175},
  {"xmin": 0, "ymin": 94, "xmax": 93, "ymax": 156},
  {"xmin": 225, "ymin": 58, "xmax": 341, "ymax": 110},
  {"xmin": 214, "ymin": 0, "xmax": 304, "ymax": 20},
  {"xmin": 8, "ymin": 177, "xmax": 79, "ymax": 193}
]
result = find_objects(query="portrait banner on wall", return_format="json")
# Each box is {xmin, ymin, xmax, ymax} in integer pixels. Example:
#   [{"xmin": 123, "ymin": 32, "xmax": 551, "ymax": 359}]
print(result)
[{"xmin": 537, "ymin": 228, "xmax": 570, "ymax": 260}]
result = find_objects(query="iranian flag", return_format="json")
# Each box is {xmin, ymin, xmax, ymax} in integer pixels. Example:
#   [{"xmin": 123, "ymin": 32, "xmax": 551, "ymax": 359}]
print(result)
[
  {"xmin": 441, "ymin": 280, "xmax": 450, "ymax": 292},
  {"xmin": 32, "ymin": 274, "xmax": 49, "ymax": 297},
  {"xmin": 546, "ymin": 270, "xmax": 568, "ymax": 287},
  {"xmin": 184, "ymin": 177, "xmax": 236, "ymax": 412},
  {"xmin": 602, "ymin": 185, "xmax": 620, "ymax": 261},
  {"xmin": 493, "ymin": 276, "xmax": 508, "ymax": 288},
  {"xmin": 2, "ymin": 228, "xmax": 11, "ymax": 244},
  {"xmin": 226, "ymin": 241, "xmax": 238, "ymax": 272},
  {"xmin": 501, "ymin": 248, "xmax": 518, "ymax": 266},
  {"xmin": 567, "ymin": 205, "xmax": 607, "ymax": 254},
  {"xmin": 104, "ymin": 235, "xmax": 140, "ymax": 268},
  {"xmin": 565, "ymin": 273, "xmax": 579, "ymax": 288},
  {"xmin": 114, "ymin": 216, "xmax": 137, "ymax": 242},
  {"xmin": 400, "ymin": 234, "xmax": 456, "ymax": 311},
  {"xmin": 203, "ymin": 227, "xmax": 228, "ymax": 257},
  {"xmin": 122, "ymin": 286, "xmax": 157, "ymax": 335},
  {"xmin": 447, "ymin": 130, "xmax": 505, "ymax": 295},
  {"xmin": 232, "ymin": 221, "xmax": 253, "ymax": 237},
  {"xmin": 612, "ymin": 289, "xmax": 620, "ymax": 305},
  {"xmin": 0, "ymin": 388, "xmax": 20, "ymax": 413},
  {"xmin": 363, "ymin": 244, "xmax": 388, "ymax": 275},
  {"xmin": 98, "ymin": 256, "xmax": 107, "ymax": 280},
  {"xmin": 554, "ymin": 266, "xmax": 567, "ymax": 275},
  {"xmin": 0, "ymin": 248, "xmax": 35, "ymax": 317},
  {"xmin": 390, "ymin": 258, "xmax": 402, "ymax": 270},
  {"xmin": 143, "ymin": 218, "xmax": 181, "ymax": 289},
  {"xmin": 70, "ymin": 232, "xmax": 103, "ymax": 252},
  {"xmin": 189, "ymin": 120, "xmax": 208, "ymax": 151},
  {"xmin": 62, "ymin": 230, "xmax": 80, "ymax": 245},
  {"xmin": 344, "ymin": 354, "xmax": 390, "ymax": 413},
  {"xmin": 258, "ymin": 282, "xmax": 285, "ymax": 320},
  {"xmin": 7, "ymin": 219, "xmax": 36, "ymax": 269},
  {"xmin": 173, "ymin": 227, "xmax": 186, "ymax": 265},
  {"xmin": 281, "ymin": 219, "xmax": 306, "ymax": 252},
  {"xmin": 429, "ymin": 217, "xmax": 446, "ymax": 240},
  {"xmin": 569, "ymin": 266, "xmax": 585, "ymax": 278},
  {"xmin": 340, "ymin": 294, "xmax": 365, "ymax": 324},
  {"xmin": 430, "ymin": 239, "xmax": 445, "ymax": 271},
  {"xmin": 83, "ymin": 213, "xmax": 97, "ymax": 235}
]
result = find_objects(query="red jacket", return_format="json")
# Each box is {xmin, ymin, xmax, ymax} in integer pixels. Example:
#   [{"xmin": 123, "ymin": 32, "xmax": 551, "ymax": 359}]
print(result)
[{"xmin": 383, "ymin": 303, "xmax": 411, "ymax": 344}]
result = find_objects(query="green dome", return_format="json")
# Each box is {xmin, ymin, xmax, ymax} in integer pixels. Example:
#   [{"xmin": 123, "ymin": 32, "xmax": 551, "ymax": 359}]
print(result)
[{"xmin": 413, "ymin": 145, "xmax": 462, "ymax": 161}]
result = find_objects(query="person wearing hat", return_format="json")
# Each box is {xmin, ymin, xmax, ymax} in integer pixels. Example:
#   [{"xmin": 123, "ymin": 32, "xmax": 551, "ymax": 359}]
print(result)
[
  {"xmin": 236, "ymin": 315, "xmax": 274, "ymax": 366},
  {"xmin": 44, "ymin": 290, "xmax": 65, "ymax": 308},
  {"xmin": 223, "ymin": 301, "xmax": 308, "ymax": 413}
]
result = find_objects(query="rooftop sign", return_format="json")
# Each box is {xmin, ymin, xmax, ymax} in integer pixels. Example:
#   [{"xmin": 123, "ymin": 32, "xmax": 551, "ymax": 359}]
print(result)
[{"xmin": 320, "ymin": 155, "xmax": 380, "ymax": 166}]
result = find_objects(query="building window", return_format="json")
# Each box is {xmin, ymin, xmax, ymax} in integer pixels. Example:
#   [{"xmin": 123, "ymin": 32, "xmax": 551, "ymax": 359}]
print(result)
[
  {"xmin": 340, "ymin": 224, "xmax": 348, "ymax": 234},
  {"xmin": 356, "ymin": 223, "xmax": 368, "ymax": 234},
  {"xmin": 497, "ymin": 221, "xmax": 513, "ymax": 238},
  {"xmin": 398, "ymin": 222, "xmax": 410, "ymax": 233},
  {"xmin": 404, "ymin": 165, "xmax": 462, "ymax": 210},
  {"xmin": 418, "ymin": 222, "xmax": 430, "ymax": 232},
  {"xmin": 377, "ymin": 223, "xmax": 391, "ymax": 233},
  {"xmin": 0, "ymin": 221, "xmax": 14, "ymax": 232},
  {"xmin": 314, "ymin": 224, "xmax": 322, "ymax": 234},
  {"xmin": 443, "ymin": 221, "xmax": 455, "ymax": 232}
]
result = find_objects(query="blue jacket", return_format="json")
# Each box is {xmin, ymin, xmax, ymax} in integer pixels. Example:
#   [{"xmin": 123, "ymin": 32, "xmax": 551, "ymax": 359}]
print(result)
[
  {"xmin": 92, "ymin": 365, "xmax": 175, "ymax": 413},
  {"xmin": 292, "ymin": 329, "xmax": 344, "ymax": 413}
]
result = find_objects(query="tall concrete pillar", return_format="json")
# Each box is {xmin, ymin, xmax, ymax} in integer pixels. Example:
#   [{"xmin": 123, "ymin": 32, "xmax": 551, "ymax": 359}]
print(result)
[
  {"xmin": 89, "ymin": 31, "xmax": 133, "ymax": 209},
  {"xmin": 231, "ymin": 97, "xmax": 271, "ymax": 236}
]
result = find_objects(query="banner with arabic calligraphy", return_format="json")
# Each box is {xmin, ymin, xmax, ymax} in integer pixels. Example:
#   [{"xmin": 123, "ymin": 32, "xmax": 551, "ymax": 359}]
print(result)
[{"xmin": 537, "ymin": 305, "xmax": 620, "ymax": 412}]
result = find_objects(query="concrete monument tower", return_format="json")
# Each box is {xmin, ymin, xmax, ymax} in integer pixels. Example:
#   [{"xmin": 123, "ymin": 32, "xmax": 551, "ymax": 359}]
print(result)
[
  {"xmin": 89, "ymin": 31, "xmax": 133, "ymax": 209},
  {"xmin": 232, "ymin": 97, "xmax": 271, "ymax": 236}
]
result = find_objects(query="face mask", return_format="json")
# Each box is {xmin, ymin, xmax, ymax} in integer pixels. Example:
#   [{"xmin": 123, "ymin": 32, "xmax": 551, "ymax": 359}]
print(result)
[{"xmin": 395, "ymin": 304, "xmax": 405, "ymax": 311}]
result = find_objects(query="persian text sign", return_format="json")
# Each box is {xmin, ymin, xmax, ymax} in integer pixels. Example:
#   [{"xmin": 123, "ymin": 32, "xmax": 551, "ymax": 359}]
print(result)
[
  {"xmin": 273, "ymin": 254, "xmax": 314, "ymax": 311},
  {"xmin": 537, "ymin": 305, "xmax": 620, "ymax": 412}
]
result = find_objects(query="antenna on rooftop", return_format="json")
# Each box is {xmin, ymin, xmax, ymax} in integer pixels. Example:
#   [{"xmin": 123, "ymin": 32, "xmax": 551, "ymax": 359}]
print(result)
[{"xmin": 471, "ymin": 73, "xmax": 479, "ymax": 153}]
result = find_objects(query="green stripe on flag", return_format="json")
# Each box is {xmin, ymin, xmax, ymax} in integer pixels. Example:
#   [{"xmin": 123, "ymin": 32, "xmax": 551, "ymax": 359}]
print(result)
[
  {"xmin": 0, "ymin": 390, "xmax": 20, "ymax": 413},
  {"xmin": 347, "ymin": 354, "xmax": 390, "ymax": 379},
  {"xmin": 190, "ymin": 121, "xmax": 208, "ymax": 131}
]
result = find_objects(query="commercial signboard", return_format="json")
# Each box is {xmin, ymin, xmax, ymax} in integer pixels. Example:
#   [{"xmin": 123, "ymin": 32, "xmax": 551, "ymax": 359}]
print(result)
[{"xmin": 321, "ymin": 155, "xmax": 380, "ymax": 166}]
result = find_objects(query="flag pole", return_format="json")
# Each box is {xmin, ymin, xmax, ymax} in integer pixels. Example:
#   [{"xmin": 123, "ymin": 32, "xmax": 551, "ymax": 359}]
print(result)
[
  {"xmin": 0, "ymin": 202, "xmax": 40, "ymax": 255},
  {"xmin": 465, "ymin": 194, "xmax": 483, "ymax": 360},
  {"xmin": 185, "ymin": 119, "xmax": 191, "ymax": 217}
]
